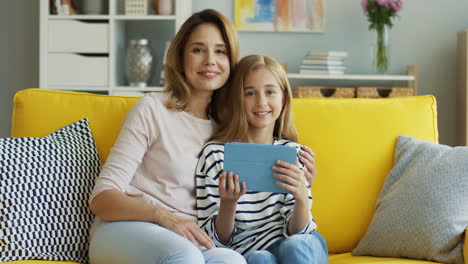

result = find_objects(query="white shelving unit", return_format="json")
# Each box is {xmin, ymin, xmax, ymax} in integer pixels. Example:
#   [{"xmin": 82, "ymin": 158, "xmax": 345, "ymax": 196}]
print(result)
[
  {"xmin": 288, "ymin": 73, "xmax": 414, "ymax": 81},
  {"xmin": 39, "ymin": 0, "xmax": 192, "ymax": 95},
  {"xmin": 288, "ymin": 64, "xmax": 418, "ymax": 96}
]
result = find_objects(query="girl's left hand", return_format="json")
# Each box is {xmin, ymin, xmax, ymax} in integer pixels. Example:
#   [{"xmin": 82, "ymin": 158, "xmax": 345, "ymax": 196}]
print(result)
[{"xmin": 272, "ymin": 161, "xmax": 309, "ymax": 203}]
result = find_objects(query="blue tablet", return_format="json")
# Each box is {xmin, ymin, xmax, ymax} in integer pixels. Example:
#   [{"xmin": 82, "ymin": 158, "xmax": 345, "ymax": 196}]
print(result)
[{"xmin": 223, "ymin": 142, "xmax": 297, "ymax": 193}]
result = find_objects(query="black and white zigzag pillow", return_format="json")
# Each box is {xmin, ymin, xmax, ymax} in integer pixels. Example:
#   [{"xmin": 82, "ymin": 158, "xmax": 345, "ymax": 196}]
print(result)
[{"xmin": 0, "ymin": 118, "xmax": 101, "ymax": 263}]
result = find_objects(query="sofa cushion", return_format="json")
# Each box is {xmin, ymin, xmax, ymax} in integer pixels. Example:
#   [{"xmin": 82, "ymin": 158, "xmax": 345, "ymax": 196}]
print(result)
[
  {"xmin": 12, "ymin": 89, "xmax": 140, "ymax": 163},
  {"xmin": 352, "ymin": 136, "xmax": 468, "ymax": 264},
  {"xmin": 329, "ymin": 253, "xmax": 439, "ymax": 264},
  {"xmin": 0, "ymin": 118, "xmax": 101, "ymax": 263},
  {"xmin": 292, "ymin": 96, "xmax": 438, "ymax": 253}
]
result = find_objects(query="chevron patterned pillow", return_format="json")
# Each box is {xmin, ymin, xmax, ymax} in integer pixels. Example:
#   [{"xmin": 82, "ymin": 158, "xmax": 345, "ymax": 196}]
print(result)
[{"xmin": 0, "ymin": 118, "xmax": 101, "ymax": 263}]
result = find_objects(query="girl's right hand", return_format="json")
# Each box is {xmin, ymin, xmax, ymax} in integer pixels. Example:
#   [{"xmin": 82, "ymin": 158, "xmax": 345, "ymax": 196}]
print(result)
[{"xmin": 219, "ymin": 171, "xmax": 247, "ymax": 204}]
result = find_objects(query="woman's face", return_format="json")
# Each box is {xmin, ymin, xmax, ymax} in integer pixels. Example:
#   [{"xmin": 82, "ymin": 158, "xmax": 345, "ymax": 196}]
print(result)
[{"xmin": 183, "ymin": 23, "xmax": 230, "ymax": 93}]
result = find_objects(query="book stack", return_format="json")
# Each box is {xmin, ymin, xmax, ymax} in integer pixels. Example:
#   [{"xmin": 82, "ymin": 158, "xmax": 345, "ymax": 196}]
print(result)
[{"xmin": 299, "ymin": 50, "xmax": 348, "ymax": 75}]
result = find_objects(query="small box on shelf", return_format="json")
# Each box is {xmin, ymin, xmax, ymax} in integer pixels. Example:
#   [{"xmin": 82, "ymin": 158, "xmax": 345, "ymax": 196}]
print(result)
[
  {"xmin": 356, "ymin": 87, "xmax": 414, "ymax": 98},
  {"xmin": 294, "ymin": 86, "xmax": 355, "ymax": 98},
  {"xmin": 125, "ymin": 0, "xmax": 148, "ymax": 15}
]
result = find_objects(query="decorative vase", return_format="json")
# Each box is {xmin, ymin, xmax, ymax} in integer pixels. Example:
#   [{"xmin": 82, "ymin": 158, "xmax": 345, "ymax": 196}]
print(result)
[
  {"xmin": 125, "ymin": 39, "xmax": 154, "ymax": 87},
  {"xmin": 152, "ymin": 0, "xmax": 173, "ymax": 15},
  {"xmin": 372, "ymin": 25, "xmax": 390, "ymax": 73}
]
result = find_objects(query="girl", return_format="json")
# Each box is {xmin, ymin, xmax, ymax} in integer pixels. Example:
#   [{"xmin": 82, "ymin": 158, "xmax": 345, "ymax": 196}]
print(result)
[{"xmin": 196, "ymin": 55, "xmax": 328, "ymax": 263}]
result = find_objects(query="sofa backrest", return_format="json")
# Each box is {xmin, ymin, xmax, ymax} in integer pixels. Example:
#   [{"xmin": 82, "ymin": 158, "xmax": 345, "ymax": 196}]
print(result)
[
  {"xmin": 12, "ymin": 88, "xmax": 438, "ymax": 254},
  {"xmin": 292, "ymin": 96, "xmax": 438, "ymax": 253}
]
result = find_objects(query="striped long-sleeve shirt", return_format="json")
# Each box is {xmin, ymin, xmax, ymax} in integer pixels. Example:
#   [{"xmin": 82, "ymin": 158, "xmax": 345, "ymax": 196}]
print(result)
[{"xmin": 196, "ymin": 139, "xmax": 316, "ymax": 255}]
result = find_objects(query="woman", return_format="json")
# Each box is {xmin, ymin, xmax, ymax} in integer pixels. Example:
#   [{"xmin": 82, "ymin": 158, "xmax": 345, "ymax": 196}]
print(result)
[
  {"xmin": 88, "ymin": 9, "xmax": 317, "ymax": 264},
  {"xmin": 88, "ymin": 9, "xmax": 243, "ymax": 264}
]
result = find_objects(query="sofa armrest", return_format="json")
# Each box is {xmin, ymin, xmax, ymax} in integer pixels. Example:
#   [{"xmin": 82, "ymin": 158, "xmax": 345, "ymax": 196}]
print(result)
[{"xmin": 465, "ymin": 227, "xmax": 468, "ymax": 264}]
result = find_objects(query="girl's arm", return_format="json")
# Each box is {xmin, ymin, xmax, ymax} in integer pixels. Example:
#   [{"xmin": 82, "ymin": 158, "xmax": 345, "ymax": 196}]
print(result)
[
  {"xmin": 273, "ymin": 160, "xmax": 314, "ymax": 235},
  {"xmin": 196, "ymin": 144, "xmax": 245, "ymax": 246},
  {"xmin": 215, "ymin": 172, "xmax": 246, "ymax": 243}
]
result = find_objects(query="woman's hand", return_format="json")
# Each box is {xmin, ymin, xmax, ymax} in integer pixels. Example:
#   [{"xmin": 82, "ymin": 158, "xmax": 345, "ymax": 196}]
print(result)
[
  {"xmin": 219, "ymin": 171, "xmax": 247, "ymax": 204},
  {"xmin": 158, "ymin": 210, "xmax": 215, "ymax": 249},
  {"xmin": 299, "ymin": 146, "xmax": 317, "ymax": 186},
  {"xmin": 273, "ymin": 160, "xmax": 309, "ymax": 204}
]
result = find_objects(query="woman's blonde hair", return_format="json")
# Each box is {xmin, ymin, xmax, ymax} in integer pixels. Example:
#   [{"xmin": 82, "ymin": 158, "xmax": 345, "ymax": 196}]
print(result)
[
  {"xmin": 164, "ymin": 9, "xmax": 239, "ymax": 122},
  {"xmin": 211, "ymin": 55, "xmax": 298, "ymax": 143}
]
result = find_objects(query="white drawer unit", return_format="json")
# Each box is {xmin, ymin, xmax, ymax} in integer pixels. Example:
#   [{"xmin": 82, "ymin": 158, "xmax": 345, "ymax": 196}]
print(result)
[
  {"xmin": 40, "ymin": 0, "xmax": 192, "ymax": 93},
  {"xmin": 48, "ymin": 20, "xmax": 109, "ymax": 53},
  {"xmin": 47, "ymin": 54, "xmax": 109, "ymax": 86}
]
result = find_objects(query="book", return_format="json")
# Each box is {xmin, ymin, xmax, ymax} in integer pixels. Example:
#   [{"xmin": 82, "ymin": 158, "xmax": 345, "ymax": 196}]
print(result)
[
  {"xmin": 300, "ymin": 65, "xmax": 346, "ymax": 71},
  {"xmin": 299, "ymin": 69, "xmax": 345, "ymax": 75},
  {"xmin": 307, "ymin": 50, "xmax": 348, "ymax": 57},
  {"xmin": 223, "ymin": 142, "xmax": 297, "ymax": 193},
  {"xmin": 302, "ymin": 59, "xmax": 345, "ymax": 66}
]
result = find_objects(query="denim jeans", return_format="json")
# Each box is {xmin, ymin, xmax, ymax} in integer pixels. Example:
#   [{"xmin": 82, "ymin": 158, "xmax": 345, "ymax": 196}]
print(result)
[
  {"xmin": 89, "ymin": 221, "xmax": 246, "ymax": 264},
  {"xmin": 244, "ymin": 232, "xmax": 328, "ymax": 264}
]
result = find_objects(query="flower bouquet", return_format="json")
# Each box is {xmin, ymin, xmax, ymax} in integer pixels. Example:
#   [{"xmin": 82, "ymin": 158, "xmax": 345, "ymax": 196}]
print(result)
[{"xmin": 361, "ymin": 0, "xmax": 403, "ymax": 72}]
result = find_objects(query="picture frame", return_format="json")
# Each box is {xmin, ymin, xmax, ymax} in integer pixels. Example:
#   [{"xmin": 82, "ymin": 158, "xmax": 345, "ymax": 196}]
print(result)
[{"xmin": 234, "ymin": 0, "xmax": 325, "ymax": 33}]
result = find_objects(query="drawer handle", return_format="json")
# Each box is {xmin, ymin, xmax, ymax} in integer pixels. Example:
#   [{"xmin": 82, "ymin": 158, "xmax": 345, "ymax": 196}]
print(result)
[{"xmin": 75, "ymin": 53, "xmax": 108, "ymax": 57}]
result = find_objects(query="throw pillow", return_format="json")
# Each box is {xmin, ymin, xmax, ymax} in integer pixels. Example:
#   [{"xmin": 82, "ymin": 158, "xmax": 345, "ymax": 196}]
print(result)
[
  {"xmin": 352, "ymin": 135, "xmax": 468, "ymax": 264},
  {"xmin": 0, "ymin": 118, "xmax": 101, "ymax": 263}
]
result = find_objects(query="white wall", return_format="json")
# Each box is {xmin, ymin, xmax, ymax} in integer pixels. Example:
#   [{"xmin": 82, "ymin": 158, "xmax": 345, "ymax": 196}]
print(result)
[
  {"xmin": 192, "ymin": 0, "xmax": 468, "ymax": 146},
  {"xmin": 2, "ymin": 0, "xmax": 468, "ymax": 146}
]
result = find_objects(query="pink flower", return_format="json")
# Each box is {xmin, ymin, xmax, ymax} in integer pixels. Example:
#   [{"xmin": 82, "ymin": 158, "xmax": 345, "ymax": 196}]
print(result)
[
  {"xmin": 375, "ymin": 0, "xmax": 388, "ymax": 6},
  {"xmin": 361, "ymin": 0, "xmax": 368, "ymax": 12},
  {"xmin": 387, "ymin": 0, "xmax": 403, "ymax": 12}
]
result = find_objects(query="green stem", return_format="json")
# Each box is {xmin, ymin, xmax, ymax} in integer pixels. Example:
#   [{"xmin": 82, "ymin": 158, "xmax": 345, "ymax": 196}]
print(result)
[{"xmin": 376, "ymin": 26, "xmax": 388, "ymax": 72}]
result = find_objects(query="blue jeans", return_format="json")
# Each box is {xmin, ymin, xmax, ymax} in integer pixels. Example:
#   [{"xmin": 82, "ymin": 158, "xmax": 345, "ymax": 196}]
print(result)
[
  {"xmin": 89, "ymin": 221, "xmax": 246, "ymax": 264},
  {"xmin": 244, "ymin": 232, "xmax": 328, "ymax": 264}
]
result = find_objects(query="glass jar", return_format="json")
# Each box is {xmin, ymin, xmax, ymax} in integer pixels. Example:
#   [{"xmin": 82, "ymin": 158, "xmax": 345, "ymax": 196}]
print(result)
[{"xmin": 125, "ymin": 39, "xmax": 154, "ymax": 87}]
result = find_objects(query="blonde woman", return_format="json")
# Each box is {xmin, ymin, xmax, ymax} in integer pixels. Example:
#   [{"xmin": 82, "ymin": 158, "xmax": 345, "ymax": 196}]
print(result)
[{"xmin": 88, "ymin": 9, "xmax": 245, "ymax": 264}]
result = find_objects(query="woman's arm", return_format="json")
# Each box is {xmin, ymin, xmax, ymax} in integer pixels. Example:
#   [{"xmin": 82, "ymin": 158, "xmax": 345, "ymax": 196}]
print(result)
[
  {"xmin": 91, "ymin": 189, "xmax": 214, "ymax": 249},
  {"xmin": 299, "ymin": 146, "xmax": 317, "ymax": 186}
]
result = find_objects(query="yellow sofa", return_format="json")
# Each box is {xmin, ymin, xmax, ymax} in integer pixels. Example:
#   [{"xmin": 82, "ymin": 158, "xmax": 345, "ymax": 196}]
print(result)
[{"xmin": 8, "ymin": 88, "xmax": 468, "ymax": 264}]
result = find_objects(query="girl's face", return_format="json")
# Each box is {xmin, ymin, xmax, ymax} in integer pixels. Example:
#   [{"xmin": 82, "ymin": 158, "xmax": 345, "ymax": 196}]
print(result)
[
  {"xmin": 243, "ymin": 68, "xmax": 284, "ymax": 134},
  {"xmin": 183, "ymin": 23, "xmax": 230, "ymax": 94}
]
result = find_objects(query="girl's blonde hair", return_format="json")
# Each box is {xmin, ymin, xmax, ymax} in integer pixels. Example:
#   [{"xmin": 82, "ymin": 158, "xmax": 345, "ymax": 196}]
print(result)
[
  {"xmin": 164, "ymin": 9, "xmax": 239, "ymax": 122},
  {"xmin": 211, "ymin": 55, "xmax": 298, "ymax": 143}
]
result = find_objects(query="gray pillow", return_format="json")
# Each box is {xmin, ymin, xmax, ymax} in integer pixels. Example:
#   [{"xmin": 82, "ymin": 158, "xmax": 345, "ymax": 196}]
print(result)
[{"xmin": 352, "ymin": 135, "xmax": 468, "ymax": 264}]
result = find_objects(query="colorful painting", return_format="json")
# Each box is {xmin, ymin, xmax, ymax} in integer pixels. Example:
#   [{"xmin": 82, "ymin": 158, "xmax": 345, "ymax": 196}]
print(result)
[{"xmin": 235, "ymin": 0, "xmax": 324, "ymax": 32}]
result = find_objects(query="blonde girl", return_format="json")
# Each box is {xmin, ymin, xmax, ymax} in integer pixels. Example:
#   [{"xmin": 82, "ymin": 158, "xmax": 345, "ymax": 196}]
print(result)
[{"xmin": 196, "ymin": 55, "xmax": 328, "ymax": 264}]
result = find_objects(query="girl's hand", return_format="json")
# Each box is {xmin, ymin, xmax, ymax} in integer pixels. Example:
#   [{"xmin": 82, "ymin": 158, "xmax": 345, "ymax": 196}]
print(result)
[
  {"xmin": 273, "ymin": 161, "xmax": 309, "ymax": 204},
  {"xmin": 299, "ymin": 146, "xmax": 317, "ymax": 186},
  {"xmin": 219, "ymin": 171, "xmax": 247, "ymax": 205}
]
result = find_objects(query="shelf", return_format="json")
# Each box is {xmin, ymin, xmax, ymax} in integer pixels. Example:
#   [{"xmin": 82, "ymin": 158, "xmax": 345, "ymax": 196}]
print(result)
[
  {"xmin": 48, "ymin": 15, "xmax": 110, "ymax": 20},
  {"xmin": 114, "ymin": 15, "xmax": 176, "ymax": 20},
  {"xmin": 287, "ymin": 73, "xmax": 415, "ymax": 81},
  {"xmin": 47, "ymin": 86, "xmax": 111, "ymax": 91},
  {"xmin": 112, "ymin": 86, "xmax": 164, "ymax": 92}
]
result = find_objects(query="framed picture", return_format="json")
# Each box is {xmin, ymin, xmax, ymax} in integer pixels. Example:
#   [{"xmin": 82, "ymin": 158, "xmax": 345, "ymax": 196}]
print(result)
[{"xmin": 235, "ymin": 0, "xmax": 325, "ymax": 32}]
